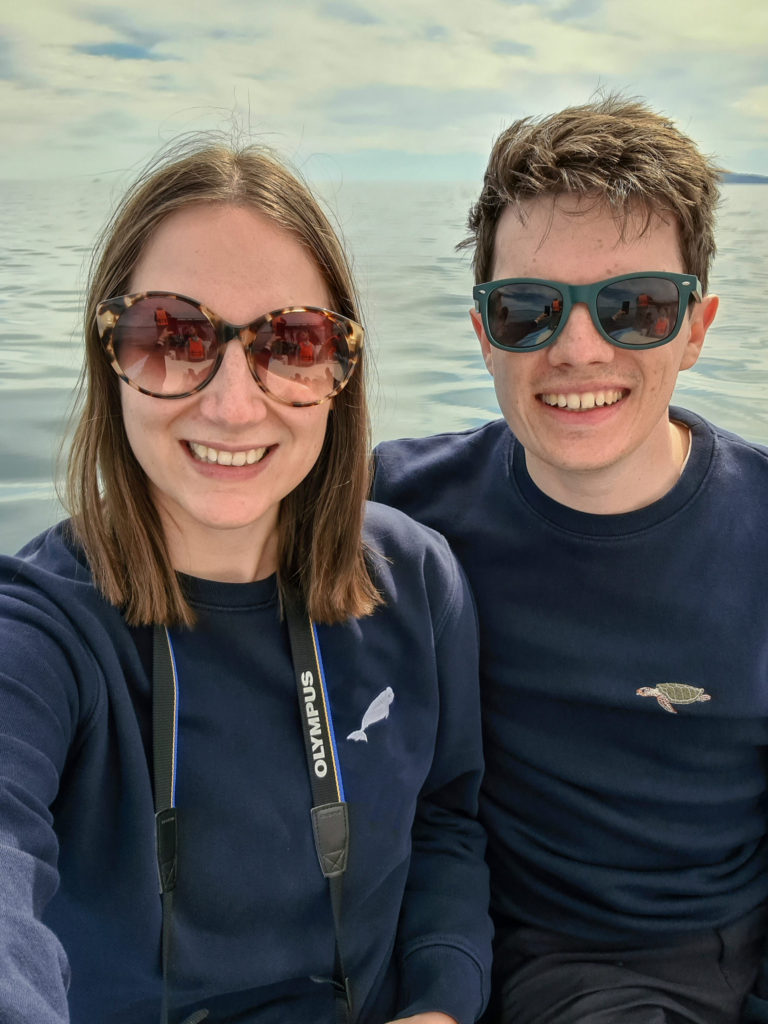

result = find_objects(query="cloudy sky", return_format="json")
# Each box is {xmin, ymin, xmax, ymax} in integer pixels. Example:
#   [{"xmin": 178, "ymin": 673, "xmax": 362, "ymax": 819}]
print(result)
[{"xmin": 2, "ymin": 0, "xmax": 767, "ymax": 184}]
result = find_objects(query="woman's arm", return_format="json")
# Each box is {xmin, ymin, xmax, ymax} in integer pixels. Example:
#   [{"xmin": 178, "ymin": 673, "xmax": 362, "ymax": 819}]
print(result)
[
  {"xmin": 0, "ymin": 575, "xmax": 84, "ymax": 1023},
  {"xmin": 390, "ymin": 542, "xmax": 492, "ymax": 1024}
]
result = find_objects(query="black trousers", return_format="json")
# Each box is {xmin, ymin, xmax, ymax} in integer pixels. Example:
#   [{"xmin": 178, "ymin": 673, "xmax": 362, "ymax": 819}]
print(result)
[{"xmin": 485, "ymin": 905, "xmax": 768, "ymax": 1024}]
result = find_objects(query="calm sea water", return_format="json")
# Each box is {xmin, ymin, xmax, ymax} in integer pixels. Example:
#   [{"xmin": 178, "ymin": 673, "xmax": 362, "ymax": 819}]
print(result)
[{"xmin": 1, "ymin": 179, "xmax": 767, "ymax": 554}]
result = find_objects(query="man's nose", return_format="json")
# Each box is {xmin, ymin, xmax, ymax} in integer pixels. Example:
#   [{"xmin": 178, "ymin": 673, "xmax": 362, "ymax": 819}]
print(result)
[{"xmin": 547, "ymin": 303, "xmax": 615, "ymax": 366}]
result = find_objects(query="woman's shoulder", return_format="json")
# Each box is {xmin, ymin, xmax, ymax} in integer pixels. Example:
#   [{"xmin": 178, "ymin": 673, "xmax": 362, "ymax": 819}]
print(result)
[
  {"xmin": 0, "ymin": 520, "xmax": 122, "ymax": 651},
  {"xmin": 0, "ymin": 522, "xmax": 129, "ymax": 720},
  {"xmin": 363, "ymin": 499, "xmax": 454, "ymax": 561},
  {"xmin": 362, "ymin": 500, "xmax": 469, "ymax": 629},
  {"xmin": 2, "ymin": 520, "xmax": 94, "ymax": 596}
]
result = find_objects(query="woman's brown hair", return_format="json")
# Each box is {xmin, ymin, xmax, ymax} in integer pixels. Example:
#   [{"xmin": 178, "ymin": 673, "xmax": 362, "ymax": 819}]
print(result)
[{"xmin": 66, "ymin": 139, "xmax": 381, "ymax": 626}]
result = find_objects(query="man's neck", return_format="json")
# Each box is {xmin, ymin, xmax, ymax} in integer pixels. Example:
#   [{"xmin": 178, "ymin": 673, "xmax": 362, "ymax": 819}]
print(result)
[{"xmin": 524, "ymin": 419, "xmax": 691, "ymax": 515}]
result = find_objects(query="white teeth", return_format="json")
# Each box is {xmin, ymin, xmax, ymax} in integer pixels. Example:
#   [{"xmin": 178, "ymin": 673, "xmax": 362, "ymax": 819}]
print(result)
[
  {"xmin": 189, "ymin": 441, "xmax": 267, "ymax": 466},
  {"xmin": 541, "ymin": 389, "xmax": 625, "ymax": 410}
]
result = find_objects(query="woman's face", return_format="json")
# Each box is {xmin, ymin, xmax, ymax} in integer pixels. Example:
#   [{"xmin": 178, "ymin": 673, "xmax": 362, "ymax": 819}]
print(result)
[{"xmin": 122, "ymin": 202, "xmax": 332, "ymax": 580}]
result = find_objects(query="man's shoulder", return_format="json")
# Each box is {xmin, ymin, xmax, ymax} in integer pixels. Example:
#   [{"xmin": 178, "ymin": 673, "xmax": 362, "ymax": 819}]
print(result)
[
  {"xmin": 373, "ymin": 419, "xmax": 511, "ymax": 500},
  {"xmin": 710, "ymin": 420, "xmax": 768, "ymax": 461},
  {"xmin": 677, "ymin": 406, "xmax": 768, "ymax": 471},
  {"xmin": 371, "ymin": 420, "xmax": 512, "ymax": 531},
  {"xmin": 375, "ymin": 418, "xmax": 509, "ymax": 466}
]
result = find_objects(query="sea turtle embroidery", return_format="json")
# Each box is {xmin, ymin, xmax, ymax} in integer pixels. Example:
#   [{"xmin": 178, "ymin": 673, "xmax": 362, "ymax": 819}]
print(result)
[{"xmin": 636, "ymin": 683, "xmax": 712, "ymax": 714}]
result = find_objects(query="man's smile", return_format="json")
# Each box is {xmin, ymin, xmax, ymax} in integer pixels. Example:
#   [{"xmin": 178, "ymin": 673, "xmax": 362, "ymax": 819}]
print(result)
[{"xmin": 538, "ymin": 389, "xmax": 628, "ymax": 411}]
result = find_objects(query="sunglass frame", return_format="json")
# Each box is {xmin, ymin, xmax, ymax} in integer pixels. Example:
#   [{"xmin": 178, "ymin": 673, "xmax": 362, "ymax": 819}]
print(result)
[
  {"xmin": 96, "ymin": 290, "xmax": 364, "ymax": 406},
  {"xmin": 473, "ymin": 272, "xmax": 702, "ymax": 353}
]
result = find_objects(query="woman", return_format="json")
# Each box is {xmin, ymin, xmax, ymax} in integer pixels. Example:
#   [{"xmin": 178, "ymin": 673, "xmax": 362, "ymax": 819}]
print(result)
[{"xmin": 0, "ymin": 144, "xmax": 491, "ymax": 1024}]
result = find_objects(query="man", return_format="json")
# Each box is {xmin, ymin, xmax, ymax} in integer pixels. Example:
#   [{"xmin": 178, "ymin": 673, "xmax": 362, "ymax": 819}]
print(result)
[{"xmin": 372, "ymin": 96, "xmax": 768, "ymax": 1023}]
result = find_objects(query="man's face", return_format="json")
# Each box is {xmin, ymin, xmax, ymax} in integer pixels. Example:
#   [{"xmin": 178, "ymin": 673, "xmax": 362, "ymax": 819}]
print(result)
[{"xmin": 471, "ymin": 195, "xmax": 718, "ymax": 509}]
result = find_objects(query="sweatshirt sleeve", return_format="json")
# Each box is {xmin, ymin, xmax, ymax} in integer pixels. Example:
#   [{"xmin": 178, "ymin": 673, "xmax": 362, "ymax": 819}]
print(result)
[
  {"xmin": 742, "ymin": 955, "xmax": 768, "ymax": 1021},
  {"xmin": 391, "ymin": 544, "xmax": 492, "ymax": 1023},
  {"xmin": 0, "ymin": 589, "xmax": 82, "ymax": 1023}
]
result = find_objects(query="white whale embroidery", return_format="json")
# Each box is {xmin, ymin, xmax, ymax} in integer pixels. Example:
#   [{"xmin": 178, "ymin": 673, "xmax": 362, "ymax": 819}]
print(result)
[{"xmin": 347, "ymin": 687, "xmax": 395, "ymax": 742}]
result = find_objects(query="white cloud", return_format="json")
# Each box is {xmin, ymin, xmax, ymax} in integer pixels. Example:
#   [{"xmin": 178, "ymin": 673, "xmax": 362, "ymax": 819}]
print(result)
[
  {"xmin": 1, "ymin": 0, "xmax": 766, "ymax": 179},
  {"xmin": 733, "ymin": 84, "xmax": 768, "ymax": 123}
]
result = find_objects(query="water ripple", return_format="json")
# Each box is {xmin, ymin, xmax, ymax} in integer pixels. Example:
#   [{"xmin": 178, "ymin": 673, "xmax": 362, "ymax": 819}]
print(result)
[{"xmin": 1, "ymin": 179, "xmax": 767, "ymax": 552}]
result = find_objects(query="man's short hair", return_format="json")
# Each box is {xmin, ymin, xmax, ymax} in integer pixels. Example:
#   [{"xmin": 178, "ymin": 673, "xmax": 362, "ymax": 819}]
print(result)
[{"xmin": 461, "ymin": 94, "xmax": 722, "ymax": 291}]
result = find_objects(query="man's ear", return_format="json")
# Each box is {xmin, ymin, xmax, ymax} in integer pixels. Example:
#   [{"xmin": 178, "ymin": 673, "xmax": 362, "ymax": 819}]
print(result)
[
  {"xmin": 470, "ymin": 308, "xmax": 495, "ymax": 376},
  {"xmin": 680, "ymin": 293, "xmax": 718, "ymax": 371}
]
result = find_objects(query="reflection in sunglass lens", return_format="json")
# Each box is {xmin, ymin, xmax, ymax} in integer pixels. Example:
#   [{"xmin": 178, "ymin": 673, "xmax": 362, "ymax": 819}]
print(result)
[
  {"xmin": 596, "ymin": 277, "xmax": 681, "ymax": 346},
  {"xmin": 487, "ymin": 283, "xmax": 564, "ymax": 349},
  {"xmin": 252, "ymin": 310, "xmax": 352, "ymax": 405},
  {"xmin": 113, "ymin": 297, "xmax": 218, "ymax": 396},
  {"xmin": 110, "ymin": 298, "xmax": 356, "ymax": 403}
]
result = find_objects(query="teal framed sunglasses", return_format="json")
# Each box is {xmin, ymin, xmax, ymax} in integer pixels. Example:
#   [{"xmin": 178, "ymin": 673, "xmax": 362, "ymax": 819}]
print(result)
[{"xmin": 473, "ymin": 272, "xmax": 702, "ymax": 353}]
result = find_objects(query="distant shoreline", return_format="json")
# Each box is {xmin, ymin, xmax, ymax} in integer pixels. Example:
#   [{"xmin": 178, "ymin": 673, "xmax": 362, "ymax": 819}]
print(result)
[{"xmin": 722, "ymin": 173, "xmax": 768, "ymax": 184}]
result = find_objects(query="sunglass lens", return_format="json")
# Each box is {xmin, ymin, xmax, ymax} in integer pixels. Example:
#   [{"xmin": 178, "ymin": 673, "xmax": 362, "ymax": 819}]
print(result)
[
  {"xmin": 113, "ymin": 296, "xmax": 218, "ymax": 395},
  {"xmin": 487, "ymin": 283, "xmax": 564, "ymax": 350},
  {"xmin": 249, "ymin": 310, "xmax": 353, "ymax": 404},
  {"xmin": 597, "ymin": 277, "xmax": 681, "ymax": 345}
]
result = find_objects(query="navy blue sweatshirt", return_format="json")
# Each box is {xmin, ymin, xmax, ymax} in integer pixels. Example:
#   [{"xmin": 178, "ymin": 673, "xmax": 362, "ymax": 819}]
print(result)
[
  {"xmin": 0, "ymin": 502, "xmax": 491, "ymax": 1023},
  {"xmin": 372, "ymin": 408, "xmax": 768, "ymax": 1021}
]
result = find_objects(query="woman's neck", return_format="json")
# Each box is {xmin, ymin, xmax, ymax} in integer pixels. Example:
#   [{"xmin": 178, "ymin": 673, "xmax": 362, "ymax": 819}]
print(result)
[{"xmin": 158, "ymin": 505, "xmax": 280, "ymax": 583}]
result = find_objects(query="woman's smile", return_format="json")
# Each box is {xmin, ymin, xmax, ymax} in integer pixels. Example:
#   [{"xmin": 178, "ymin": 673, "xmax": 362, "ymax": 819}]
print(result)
[{"xmin": 186, "ymin": 440, "xmax": 270, "ymax": 467}]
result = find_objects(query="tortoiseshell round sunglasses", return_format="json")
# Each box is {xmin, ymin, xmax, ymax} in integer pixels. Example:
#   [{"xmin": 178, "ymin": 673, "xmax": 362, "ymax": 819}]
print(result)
[{"xmin": 96, "ymin": 291, "xmax": 363, "ymax": 407}]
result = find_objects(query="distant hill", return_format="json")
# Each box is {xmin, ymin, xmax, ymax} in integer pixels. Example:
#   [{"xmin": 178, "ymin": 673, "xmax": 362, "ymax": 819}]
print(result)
[{"xmin": 722, "ymin": 172, "xmax": 768, "ymax": 184}]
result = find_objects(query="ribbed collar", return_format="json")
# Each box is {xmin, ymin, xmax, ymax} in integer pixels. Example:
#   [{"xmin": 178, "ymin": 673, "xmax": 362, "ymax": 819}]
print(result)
[
  {"xmin": 509, "ymin": 406, "xmax": 716, "ymax": 537},
  {"xmin": 179, "ymin": 571, "xmax": 279, "ymax": 611}
]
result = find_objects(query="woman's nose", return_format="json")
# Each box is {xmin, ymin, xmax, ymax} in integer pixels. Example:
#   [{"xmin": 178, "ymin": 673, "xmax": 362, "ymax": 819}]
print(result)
[{"xmin": 198, "ymin": 338, "xmax": 270, "ymax": 422}]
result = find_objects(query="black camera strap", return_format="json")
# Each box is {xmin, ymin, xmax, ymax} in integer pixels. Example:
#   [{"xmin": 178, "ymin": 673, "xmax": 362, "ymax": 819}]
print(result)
[
  {"xmin": 152, "ymin": 626, "xmax": 209, "ymax": 1024},
  {"xmin": 150, "ymin": 585, "xmax": 351, "ymax": 1024},
  {"xmin": 281, "ymin": 585, "xmax": 352, "ymax": 1021}
]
